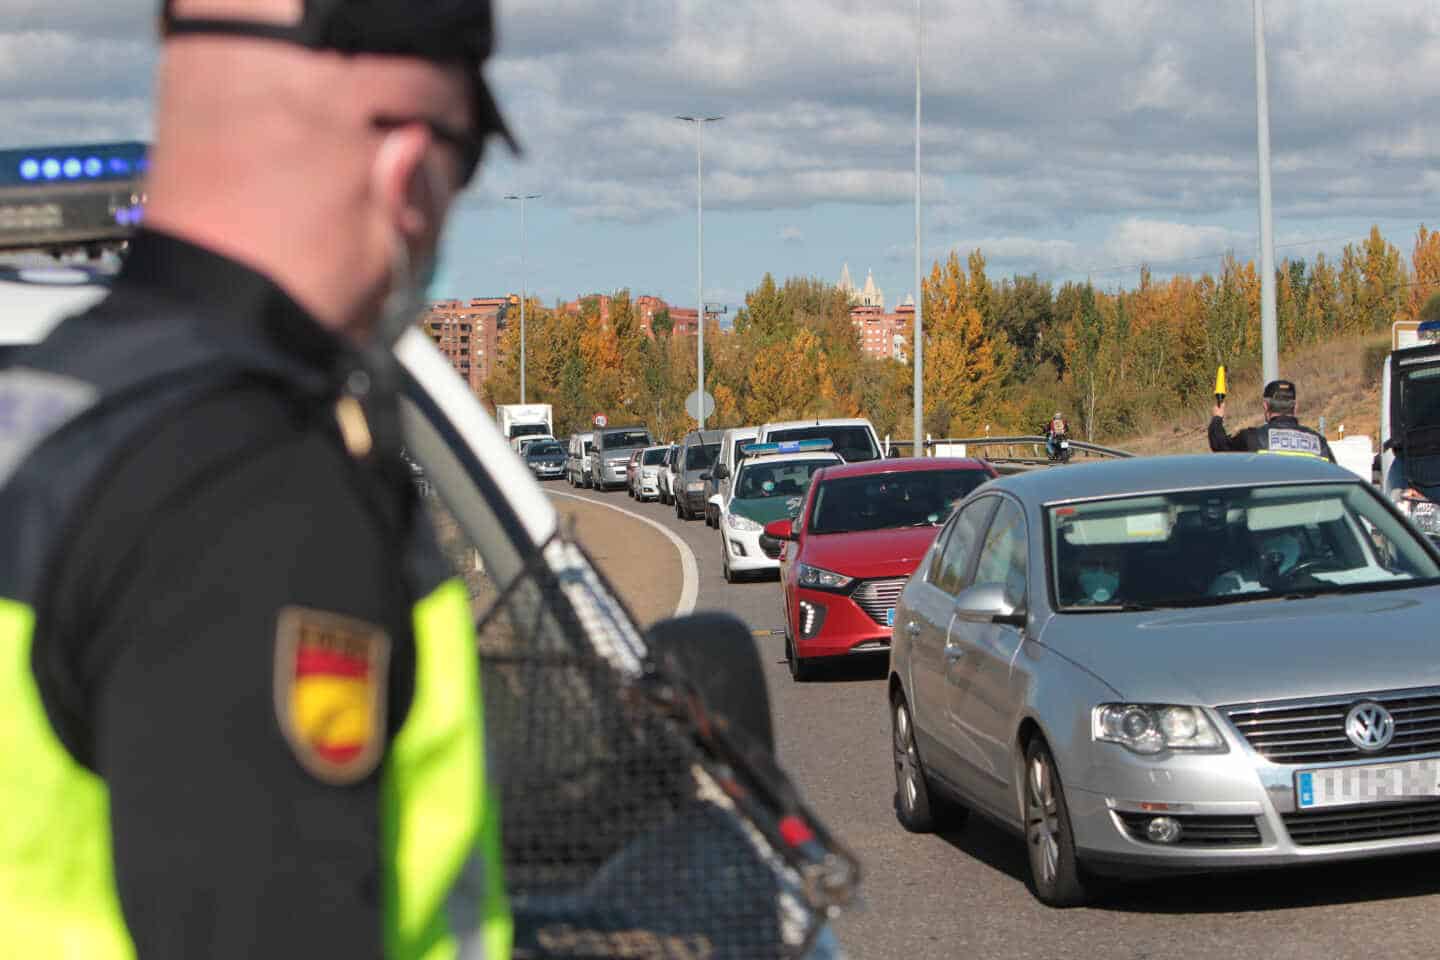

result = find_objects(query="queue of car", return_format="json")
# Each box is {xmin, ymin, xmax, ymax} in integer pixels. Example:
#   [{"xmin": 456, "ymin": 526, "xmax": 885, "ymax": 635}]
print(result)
[{"xmin": 554, "ymin": 408, "xmax": 1440, "ymax": 910}]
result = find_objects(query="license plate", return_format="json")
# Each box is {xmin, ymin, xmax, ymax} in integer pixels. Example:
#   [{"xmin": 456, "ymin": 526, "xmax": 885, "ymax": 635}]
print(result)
[
  {"xmin": 1296, "ymin": 758, "xmax": 1440, "ymax": 810},
  {"xmin": 885, "ymin": 608, "xmax": 895, "ymax": 627}
]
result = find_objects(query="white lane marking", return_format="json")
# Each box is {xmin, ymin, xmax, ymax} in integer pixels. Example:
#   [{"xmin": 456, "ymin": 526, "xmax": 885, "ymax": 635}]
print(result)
[{"xmin": 547, "ymin": 490, "xmax": 698, "ymax": 617}]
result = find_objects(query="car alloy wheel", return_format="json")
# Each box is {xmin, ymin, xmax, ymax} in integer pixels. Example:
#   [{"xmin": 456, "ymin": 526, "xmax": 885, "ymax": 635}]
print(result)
[
  {"xmin": 892, "ymin": 696, "xmax": 935, "ymax": 831},
  {"xmin": 1023, "ymin": 739, "xmax": 1088, "ymax": 907}
]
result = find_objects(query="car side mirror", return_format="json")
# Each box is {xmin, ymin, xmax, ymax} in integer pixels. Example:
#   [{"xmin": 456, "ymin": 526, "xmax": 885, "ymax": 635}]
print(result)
[
  {"xmin": 763, "ymin": 519, "xmax": 794, "ymax": 541},
  {"xmin": 712, "ymin": 462, "xmax": 730, "ymax": 480},
  {"xmin": 953, "ymin": 582, "xmax": 1026, "ymax": 628},
  {"xmin": 644, "ymin": 612, "xmax": 774, "ymax": 752}
]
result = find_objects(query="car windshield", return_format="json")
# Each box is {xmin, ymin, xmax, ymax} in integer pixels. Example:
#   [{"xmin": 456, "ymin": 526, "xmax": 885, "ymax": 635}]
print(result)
[
  {"xmin": 686, "ymin": 442, "xmax": 720, "ymax": 470},
  {"xmin": 584, "ymin": 441, "xmax": 595, "ymax": 454},
  {"xmin": 604, "ymin": 430, "xmax": 651, "ymax": 449},
  {"xmin": 734, "ymin": 458, "xmax": 832, "ymax": 500},
  {"xmin": 527, "ymin": 442, "xmax": 564, "ymax": 457},
  {"xmin": 642, "ymin": 448, "xmax": 666, "ymax": 465},
  {"xmin": 768, "ymin": 425, "xmax": 878, "ymax": 462},
  {"xmin": 1048, "ymin": 482, "xmax": 1440, "ymax": 611},
  {"xmin": 809, "ymin": 469, "xmax": 991, "ymax": 533}
]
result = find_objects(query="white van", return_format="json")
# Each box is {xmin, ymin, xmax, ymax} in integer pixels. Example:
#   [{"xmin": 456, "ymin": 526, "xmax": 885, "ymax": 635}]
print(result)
[
  {"xmin": 754, "ymin": 418, "xmax": 882, "ymax": 463},
  {"xmin": 566, "ymin": 432, "xmax": 595, "ymax": 487}
]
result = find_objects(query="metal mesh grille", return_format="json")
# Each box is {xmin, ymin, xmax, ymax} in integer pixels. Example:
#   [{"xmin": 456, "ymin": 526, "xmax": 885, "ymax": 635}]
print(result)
[
  {"xmin": 851, "ymin": 577, "xmax": 906, "ymax": 626},
  {"xmin": 446, "ymin": 522, "xmax": 852, "ymax": 958},
  {"xmin": 1283, "ymin": 799, "xmax": 1440, "ymax": 846}
]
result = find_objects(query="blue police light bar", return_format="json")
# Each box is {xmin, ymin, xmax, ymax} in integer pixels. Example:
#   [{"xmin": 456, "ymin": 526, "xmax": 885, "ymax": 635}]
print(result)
[
  {"xmin": 741, "ymin": 439, "xmax": 835, "ymax": 456},
  {"xmin": 0, "ymin": 142, "xmax": 148, "ymax": 189},
  {"xmin": 0, "ymin": 142, "xmax": 149, "ymax": 252}
]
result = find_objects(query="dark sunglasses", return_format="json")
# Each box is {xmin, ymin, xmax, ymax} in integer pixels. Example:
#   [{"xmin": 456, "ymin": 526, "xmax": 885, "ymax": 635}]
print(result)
[{"xmin": 372, "ymin": 115, "xmax": 484, "ymax": 187}]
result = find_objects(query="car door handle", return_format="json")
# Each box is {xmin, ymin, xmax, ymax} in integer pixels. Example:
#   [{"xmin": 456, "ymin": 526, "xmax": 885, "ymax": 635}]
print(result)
[
  {"xmin": 905, "ymin": 621, "xmax": 921, "ymax": 637},
  {"xmin": 944, "ymin": 642, "xmax": 966, "ymax": 662}
]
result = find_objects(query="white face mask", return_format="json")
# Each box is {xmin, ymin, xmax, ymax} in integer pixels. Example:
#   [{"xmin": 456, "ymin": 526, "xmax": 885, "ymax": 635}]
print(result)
[
  {"xmin": 375, "ymin": 157, "xmax": 449, "ymax": 349},
  {"xmin": 1078, "ymin": 568, "xmax": 1119, "ymax": 604}
]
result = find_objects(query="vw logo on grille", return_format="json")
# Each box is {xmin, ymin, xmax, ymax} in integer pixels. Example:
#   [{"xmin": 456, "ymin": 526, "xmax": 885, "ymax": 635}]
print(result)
[{"xmin": 1345, "ymin": 702, "xmax": 1395, "ymax": 751}]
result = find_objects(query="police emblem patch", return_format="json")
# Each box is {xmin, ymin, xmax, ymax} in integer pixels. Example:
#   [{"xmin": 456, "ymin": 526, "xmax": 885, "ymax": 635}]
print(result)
[{"xmin": 274, "ymin": 607, "xmax": 390, "ymax": 784}]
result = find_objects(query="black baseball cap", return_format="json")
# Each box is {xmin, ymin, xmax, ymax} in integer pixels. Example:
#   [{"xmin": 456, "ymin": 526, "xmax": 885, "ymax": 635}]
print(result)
[
  {"xmin": 159, "ymin": 0, "xmax": 518, "ymax": 158},
  {"xmin": 1263, "ymin": 379, "xmax": 1297, "ymax": 401}
]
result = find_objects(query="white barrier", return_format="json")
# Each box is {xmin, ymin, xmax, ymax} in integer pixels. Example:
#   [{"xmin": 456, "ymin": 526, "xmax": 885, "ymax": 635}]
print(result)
[{"xmin": 1330, "ymin": 435, "xmax": 1375, "ymax": 482}]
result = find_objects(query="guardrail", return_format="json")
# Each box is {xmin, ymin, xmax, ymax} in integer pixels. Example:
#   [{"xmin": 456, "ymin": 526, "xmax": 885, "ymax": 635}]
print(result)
[{"xmin": 880, "ymin": 435, "xmax": 1134, "ymax": 471}]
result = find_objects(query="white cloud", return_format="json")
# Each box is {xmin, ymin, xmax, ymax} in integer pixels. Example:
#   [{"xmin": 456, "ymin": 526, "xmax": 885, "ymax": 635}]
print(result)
[{"xmin": 1101, "ymin": 218, "xmax": 1250, "ymax": 268}]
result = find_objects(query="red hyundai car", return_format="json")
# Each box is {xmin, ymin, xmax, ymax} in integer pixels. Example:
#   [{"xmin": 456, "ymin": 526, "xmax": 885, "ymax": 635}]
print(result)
[{"xmin": 766, "ymin": 458, "xmax": 997, "ymax": 680}]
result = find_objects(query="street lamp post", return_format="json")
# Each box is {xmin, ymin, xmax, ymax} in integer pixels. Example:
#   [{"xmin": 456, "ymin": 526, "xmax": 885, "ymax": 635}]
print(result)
[
  {"xmin": 504, "ymin": 192, "xmax": 541, "ymax": 403},
  {"xmin": 677, "ymin": 115, "xmax": 723, "ymax": 430},
  {"xmin": 912, "ymin": 0, "xmax": 925, "ymax": 454},
  {"xmin": 1253, "ymin": 0, "xmax": 1278, "ymax": 384}
]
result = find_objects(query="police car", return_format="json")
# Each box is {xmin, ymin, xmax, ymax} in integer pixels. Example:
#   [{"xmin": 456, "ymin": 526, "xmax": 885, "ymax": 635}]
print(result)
[
  {"xmin": 1, "ymin": 140, "xmax": 859, "ymax": 955},
  {"xmin": 716, "ymin": 439, "xmax": 841, "ymax": 584},
  {"xmin": 0, "ymin": 142, "xmax": 145, "ymax": 359}
]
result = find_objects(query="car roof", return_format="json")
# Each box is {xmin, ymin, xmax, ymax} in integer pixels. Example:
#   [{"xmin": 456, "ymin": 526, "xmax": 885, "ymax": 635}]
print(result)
[
  {"xmin": 990, "ymin": 453, "xmax": 1356, "ymax": 504},
  {"xmin": 685, "ymin": 430, "xmax": 725, "ymax": 443},
  {"xmin": 737, "ymin": 451, "xmax": 843, "ymax": 469},
  {"xmin": 760, "ymin": 418, "xmax": 874, "ymax": 431},
  {"xmin": 723, "ymin": 426, "xmax": 759, "ymax": 437},
  {"xmin": 814, "ymin": 456, "xmax": 992, "ymax": 480}
]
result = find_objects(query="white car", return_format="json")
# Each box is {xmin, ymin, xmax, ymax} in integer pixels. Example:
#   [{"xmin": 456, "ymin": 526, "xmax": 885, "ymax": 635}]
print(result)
[
  {"xmin": 755, "ymin": 418, "xmax": 882, "ymax": 464},
  {"xmin": 717, "ymin": 443, "xmax": 841, "ymax": 583},
  {"xmin": 628, "ymin": 445, "xmax": 668, "ymax": 501},
  {"xmin": 657, "ymin": 443, "xmax": 679, "ymax": 504}
]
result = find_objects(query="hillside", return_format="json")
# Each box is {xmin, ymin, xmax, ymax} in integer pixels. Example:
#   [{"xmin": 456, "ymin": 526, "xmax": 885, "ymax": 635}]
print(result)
[{"xmin": 1116, "ymin": 333, "xmax": 1390, "ymax": 456}]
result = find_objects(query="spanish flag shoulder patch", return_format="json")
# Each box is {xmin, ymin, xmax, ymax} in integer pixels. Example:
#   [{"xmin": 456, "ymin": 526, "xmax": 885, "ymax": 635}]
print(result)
[{"xmin": 274, "ymin": 606, "xmax": 390, "ymax": 785}]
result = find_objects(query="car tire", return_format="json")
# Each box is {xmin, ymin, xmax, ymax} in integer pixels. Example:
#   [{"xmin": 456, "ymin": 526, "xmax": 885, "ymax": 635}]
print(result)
[
  {"xmin": 1023, "ymin": 738, "xmax": 1089, "ymax": 908},
  {"xmin": 722, "ymin": 543, "xmax": 734, "ymax": 584},
  {"xmin": 892, "ymin": 694, "xmax": 942, "ymax": 832},
  {"xmin": 676, "ymin": 497, "xmax": 686, "ymax": 520},
  {"xmin": 785, "ymin": 633, "xmax": 813, "ymax": 682}
]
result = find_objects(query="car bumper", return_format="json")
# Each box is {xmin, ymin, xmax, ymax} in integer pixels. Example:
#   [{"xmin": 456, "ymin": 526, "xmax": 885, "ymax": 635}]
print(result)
[
  {"xmin": 1066, "ymin": 738, "xmax": 1440, "ymax": 875},
  {"xmin": 678, "ymin": 489, "xmax": 708, "ymax": 511},
  {"xmin": 792, "ymin": 586, "xmax": 891, "ymax": 658},
  {"xmin": 637, "ymin": 474, "xmax": 660, "ymax": 497},
  {"xmin": 722, "ymin": 524, "xmax": 776, "ymax": 572},
  {"xmin": 600, "ymin": 465, "xmax": 629, "ymax": 485},
  {"xmin": 529, "ymin": 464, "xmax": 565, "ymax": 479}
]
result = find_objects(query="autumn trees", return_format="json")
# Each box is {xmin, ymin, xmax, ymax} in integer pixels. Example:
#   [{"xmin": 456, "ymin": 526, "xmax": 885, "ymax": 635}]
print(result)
[{"xmin": 483, "ymin": 224, "xmax": 1432, "ymax": 448}]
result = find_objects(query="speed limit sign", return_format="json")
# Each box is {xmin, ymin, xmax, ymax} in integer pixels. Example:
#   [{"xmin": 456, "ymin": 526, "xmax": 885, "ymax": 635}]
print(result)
[{"xmin": 593, "ymin": 414, "xmax": 608, "ymax": 427}]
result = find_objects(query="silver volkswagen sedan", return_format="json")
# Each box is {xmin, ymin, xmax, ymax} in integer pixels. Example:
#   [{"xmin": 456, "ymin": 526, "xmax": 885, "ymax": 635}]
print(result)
[{"xmin": 888, "ymin": 454, "xmax": 1440, "ymax": 906}]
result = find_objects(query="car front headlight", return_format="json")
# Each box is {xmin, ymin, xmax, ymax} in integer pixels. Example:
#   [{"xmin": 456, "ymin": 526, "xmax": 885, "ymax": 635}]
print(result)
[
  {"xmin": 797, "ymin": 563, "xmax": 852, "ymax": 591},
  {"xmin": 1093, "ymin": 704, "xmax": 1225, "ymax": 755},
  {"xmin": 726, "ymin": 512, "xmax": 763, "ymax": 533}
]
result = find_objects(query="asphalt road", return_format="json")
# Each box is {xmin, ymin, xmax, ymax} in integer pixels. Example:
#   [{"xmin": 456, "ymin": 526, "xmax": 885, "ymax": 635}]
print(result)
[{"xmin": 554, "ymin": 479, "xmax": 1440, "ymax": 960}]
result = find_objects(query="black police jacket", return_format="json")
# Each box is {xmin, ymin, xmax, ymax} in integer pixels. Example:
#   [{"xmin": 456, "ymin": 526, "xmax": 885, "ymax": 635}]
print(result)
[
  {"xmin": 0, "ymin": 230, "xmax": 446, "ymax": 959},
  {"xmin": 1208, "ymin": 413, "xmax": 1336, "ymax": 463}
]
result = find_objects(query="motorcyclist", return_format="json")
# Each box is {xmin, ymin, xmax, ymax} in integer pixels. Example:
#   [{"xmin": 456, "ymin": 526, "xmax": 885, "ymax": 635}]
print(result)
[{"xmin": 1044, "ymin": 411, "xmax": 1070, "ymax": 461}]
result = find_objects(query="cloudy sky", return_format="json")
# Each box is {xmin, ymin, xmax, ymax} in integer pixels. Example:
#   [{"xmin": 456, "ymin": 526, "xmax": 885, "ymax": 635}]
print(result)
[{"xmin": 8, "ymin": 1, "xmax": 1440, "ymax": 313}]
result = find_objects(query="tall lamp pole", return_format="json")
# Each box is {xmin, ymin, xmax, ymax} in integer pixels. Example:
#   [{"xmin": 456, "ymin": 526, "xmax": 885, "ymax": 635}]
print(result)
[
  {"xmin": 504, "ymin": 192, "xmax": 541, "ymax": 403},
  {"xmin": 677, "ymin": 115, "xmax": 723, "ymax": 430},
  {"xmin": 912, "ymin": 0, "xmax": 925, "ymax": 453},
  {"xmin": 1253, "ymin": 0, "xmax": 1278, "ymax": 383}
]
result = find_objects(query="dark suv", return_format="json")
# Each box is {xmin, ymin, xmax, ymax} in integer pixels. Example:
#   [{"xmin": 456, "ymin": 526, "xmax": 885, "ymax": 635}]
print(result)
[{"xmin": 674, "ymin": 429, "xmax": 723, "ymax": 520}]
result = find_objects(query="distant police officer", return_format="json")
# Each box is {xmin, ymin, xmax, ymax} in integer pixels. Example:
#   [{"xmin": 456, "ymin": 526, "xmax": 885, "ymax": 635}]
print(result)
[
  {"xmin": 1209, "ymin": 379, "xmax": 1336, "ymax": 463},
  {"xmin": 0, "ymin": 1, "xmax": 515, "ymax": 957}
]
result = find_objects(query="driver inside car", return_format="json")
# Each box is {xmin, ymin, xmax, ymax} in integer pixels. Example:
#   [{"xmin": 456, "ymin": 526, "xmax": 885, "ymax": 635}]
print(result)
[
  {"xmin": 1072, "ymin": 545, "xmax": 1125, "ymax": 605},
  {"xmin": 1210, "ymin": 528, "xmax": 1304, "ymax": 595}
]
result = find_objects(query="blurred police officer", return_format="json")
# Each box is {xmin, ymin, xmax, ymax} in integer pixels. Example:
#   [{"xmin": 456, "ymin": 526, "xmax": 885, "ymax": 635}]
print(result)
[
  {"xmin": 0, "ymin": 1, "xmax": 515, "ymax": 956},
  {"xmin": 1209, "ymin": 379, "xmax": 1336, "ymax": 463}
]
